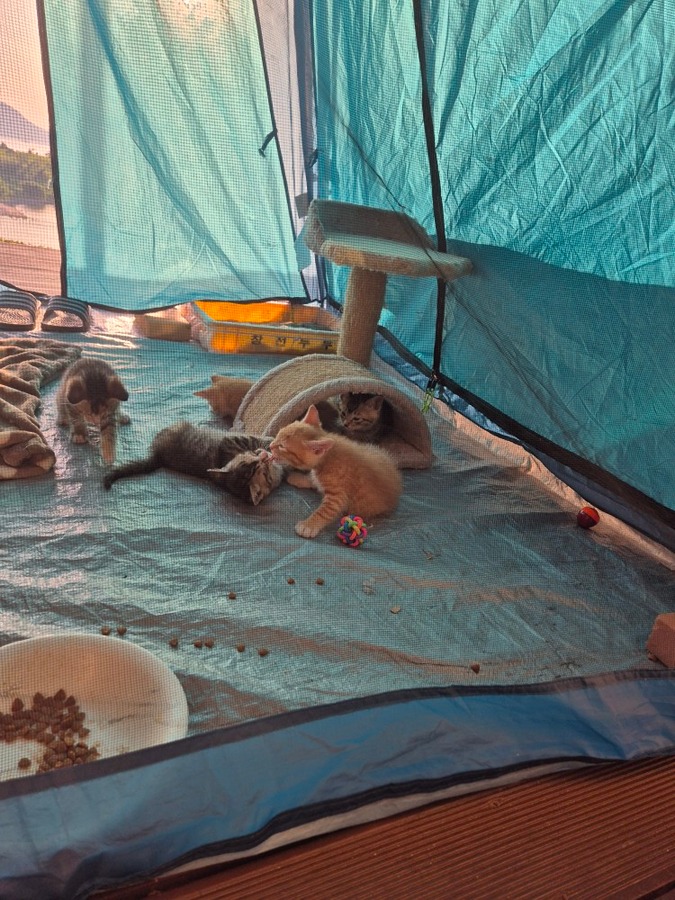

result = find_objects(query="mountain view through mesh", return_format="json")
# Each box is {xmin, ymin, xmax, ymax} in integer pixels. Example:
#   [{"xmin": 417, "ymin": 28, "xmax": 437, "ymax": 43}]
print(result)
[{"xmin": 0, "ymin": 1, "xmax": 60, "ymax": 295}]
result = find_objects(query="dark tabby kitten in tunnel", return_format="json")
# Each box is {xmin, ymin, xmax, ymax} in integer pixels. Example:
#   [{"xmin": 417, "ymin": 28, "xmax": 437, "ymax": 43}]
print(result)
[
  {"xmin": 334, "ymin": 392, "xmax": 392, "ymax": 444},
  {"xmin": 56, "ymin": 357, "xmax": 130, "ymax": 464},
  {"xmin": 102, "ymin": 421, "xmax": 284, "ymax": 505}
]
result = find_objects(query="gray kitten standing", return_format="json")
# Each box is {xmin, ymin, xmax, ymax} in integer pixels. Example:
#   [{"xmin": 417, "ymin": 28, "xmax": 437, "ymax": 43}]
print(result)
[
  {"xmin": 56, "ymin": 357, "xmax": 130, "ymax": 464},
  {"xmin": 103, "ymin": 421, "xmax": 285, "ymax": 505}
]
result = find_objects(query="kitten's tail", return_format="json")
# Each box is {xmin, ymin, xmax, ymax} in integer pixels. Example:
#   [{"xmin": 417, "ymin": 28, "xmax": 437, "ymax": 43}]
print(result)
[{"xmin": 103, "ymin": 456, "xmax": 159, "ymax": 490}]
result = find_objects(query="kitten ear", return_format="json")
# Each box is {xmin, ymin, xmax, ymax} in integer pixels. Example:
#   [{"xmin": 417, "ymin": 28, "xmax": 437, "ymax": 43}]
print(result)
[
  {"xmin": 66, "ymin": 377, "xmax": 86, "ymax": 404},
  {"xmin": 207, "ymin": 461, "xmax": 234, "ymax": 475},
  {"xmin": 106, "ymin": 376, "xmax": 129, "ymax": 402},
  {"xmin": 306, "ymin": 437, "xmax": 333, "ymax": 457},
  {"xmin": 249, "ymin": 483, "xmax": 265, "ymax": 506},
  {"xmin": 302, "ymin": 404, "xmax": 323, "ymax": 427},
  {"xmin": 364, "ymin": 394, "xmax": 384, "ymax": 411},
  {"xmin": 195, "ymin": 387, "xmax": 226, "ymax": 416}
]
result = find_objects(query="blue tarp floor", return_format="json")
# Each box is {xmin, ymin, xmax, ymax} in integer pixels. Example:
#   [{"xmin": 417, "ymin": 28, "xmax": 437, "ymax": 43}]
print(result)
[{"xmin": 1, "ymin": 309, "xmax": 673, "ymax": 745}]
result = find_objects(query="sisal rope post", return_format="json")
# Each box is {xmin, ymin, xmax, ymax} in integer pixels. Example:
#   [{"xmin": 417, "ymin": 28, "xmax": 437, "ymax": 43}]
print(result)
[{"xmin": 337, "ymin": 268, "xmax": 387, "ymax": 366}]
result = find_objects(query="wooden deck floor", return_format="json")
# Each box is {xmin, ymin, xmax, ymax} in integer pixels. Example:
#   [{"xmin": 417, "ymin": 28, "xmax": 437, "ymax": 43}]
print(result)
[
  {"xmin": 0, "ymin": 240, "xmax": 62, "ymax": 297},
  {"xmin": 98, "ymin": 755, "xmax": 675, "ymax": 900}
]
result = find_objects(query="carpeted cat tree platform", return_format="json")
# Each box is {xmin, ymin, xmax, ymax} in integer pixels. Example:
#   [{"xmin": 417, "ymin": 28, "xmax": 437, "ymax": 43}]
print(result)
[
  {"xmin": 235, "ymin": 200, "xmax": 473, "ymax": 469},
  {"xmin": 304, "ymin": 199, "xmax": 472, "ymax": 367},
  {"xmin": 234, "ymin": 354, "xmax": 433, "ymax": 469}
]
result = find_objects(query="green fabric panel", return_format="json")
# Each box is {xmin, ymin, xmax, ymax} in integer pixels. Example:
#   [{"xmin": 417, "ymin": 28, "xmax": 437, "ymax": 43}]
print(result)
[{"xmin": 443, "ymin": 240, "xmax": 675, "ymax": 511}]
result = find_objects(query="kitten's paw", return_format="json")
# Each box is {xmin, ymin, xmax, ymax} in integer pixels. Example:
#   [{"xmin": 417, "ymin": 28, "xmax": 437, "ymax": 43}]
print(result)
[
  {"xmin": 295, "ymin": 519, "xmax": 321, "ymax": 539},
  {"xmin": 287, "ymin": 472, "xmax": 313, "ymax": 489},
  {"xmin": 100, "ymin": 443, "xmax": 116, "ymax": 465},
  {"xmin": 119, "ymin": 414, "xmax": 131, "ymax": 426},
  {"xmin": 100, "ymin": 433, "xmax": 116, "ymax": 464}
]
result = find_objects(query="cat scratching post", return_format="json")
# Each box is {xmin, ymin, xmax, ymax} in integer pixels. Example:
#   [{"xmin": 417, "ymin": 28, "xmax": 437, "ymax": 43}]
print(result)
[{"xmin": 305, "ymin": 200, "xmax": 473, "ymax": 367}]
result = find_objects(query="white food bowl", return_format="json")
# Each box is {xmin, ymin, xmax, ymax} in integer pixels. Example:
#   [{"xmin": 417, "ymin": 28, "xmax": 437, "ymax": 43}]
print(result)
[{"xmin": 0, "ymin": 634, "xmax": 189, "ymax": 780}]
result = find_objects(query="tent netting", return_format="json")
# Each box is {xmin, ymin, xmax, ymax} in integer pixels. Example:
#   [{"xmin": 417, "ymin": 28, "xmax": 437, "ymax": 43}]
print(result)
[{"xmin": 0, "ymin": 2, "xmax": 673, "ymax": 897}]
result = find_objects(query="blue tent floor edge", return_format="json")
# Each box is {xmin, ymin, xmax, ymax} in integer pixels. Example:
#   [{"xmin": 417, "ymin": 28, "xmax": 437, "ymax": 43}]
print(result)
[{"xmin": 2, "ymin": 669, "xmax": 675, "ymax": 899}]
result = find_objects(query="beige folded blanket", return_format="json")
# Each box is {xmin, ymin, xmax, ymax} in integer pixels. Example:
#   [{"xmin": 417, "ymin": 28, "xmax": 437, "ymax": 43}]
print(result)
[{"xmin": 0, "ymin": 338, "xmax": 81, "ymax": 479}]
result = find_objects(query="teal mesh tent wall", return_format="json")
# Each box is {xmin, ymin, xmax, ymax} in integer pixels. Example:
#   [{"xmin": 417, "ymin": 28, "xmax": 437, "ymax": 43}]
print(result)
[
  {"xmin": 40, "ymin": 0, "xmax": 675, "ymax": 533},
  {"xmin": 43, "ymin": 0, "xmax": 308, "ymax": 307},
  {"xmin": 0, "ymin": 1, "xmax": 674, "ymax": 897},
  {"xmin": 311, "ymin": 0, "xmax": 675, "ymax": 539}
]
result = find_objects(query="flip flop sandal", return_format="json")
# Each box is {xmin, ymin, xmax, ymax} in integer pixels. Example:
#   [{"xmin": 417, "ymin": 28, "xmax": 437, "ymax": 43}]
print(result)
[
  {"xmin": 41, "ymin": 296, "xmax": 90, "ymax": 333},
  {"xmin": 0, "ymin": 290, "xmax": 39, "ymax": 331}
]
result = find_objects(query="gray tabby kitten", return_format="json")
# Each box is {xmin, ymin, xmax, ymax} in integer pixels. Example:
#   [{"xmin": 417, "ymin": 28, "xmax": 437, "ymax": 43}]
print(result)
[
  {"xmin": 335, "ymin": 393, "xmax": 392, "ymax": 443},
  {"xmin": 103, "ymin": 421, "xmax": 284, "ymax": 505},
  {"xmin": 56, "ymin": 357, "xmax": 130, "ymax": 464}
]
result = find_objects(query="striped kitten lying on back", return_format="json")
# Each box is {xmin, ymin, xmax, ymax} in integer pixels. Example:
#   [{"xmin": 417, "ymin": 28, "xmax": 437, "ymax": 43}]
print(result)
[{"xmin": 103, "ymin": 421, "xmax": 284, "ymax": 505}]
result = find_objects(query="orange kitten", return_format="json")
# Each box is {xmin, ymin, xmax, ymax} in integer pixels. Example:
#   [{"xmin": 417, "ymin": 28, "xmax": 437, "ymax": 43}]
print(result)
[
  {"xmin": 194, "ymin": 375, "xmax": 253, "ymax": 420},
  {"xmin": 269, "ymin": 404, "xmax": 402, "ymax": 538}
]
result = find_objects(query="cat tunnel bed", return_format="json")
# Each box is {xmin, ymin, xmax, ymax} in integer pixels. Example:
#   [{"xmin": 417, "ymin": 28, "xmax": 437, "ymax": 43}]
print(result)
[{"xmin": 233, "ymin": 353, "xmax": 433, "ymax": 469}]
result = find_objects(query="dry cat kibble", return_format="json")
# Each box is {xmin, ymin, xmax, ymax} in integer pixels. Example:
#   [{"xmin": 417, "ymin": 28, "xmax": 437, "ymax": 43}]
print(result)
[
  {"xmin": 100, "ymin": 625, "xmax": 111, "ymax": 636},
  {"xmin": 235, "ymin": 644, "xmax": 246, "ymax": 653},
  {"xmin": 315, "ymin": 578, "xmax": 325, "ymax": 586},
  {"xmin": 193, "ymin": 640, "xmax": 203, "ymax": 649},
  {"xmin": 168, "ymin": 637, "xmax": 179, "ymax": 648},
  {"xmin": 204, "ymin": 638, "xmax": 214, "ymax": 649},
  {"xmin": 287, "ymin": 577, "xmax": 295, "ymax": 585},
  {"xmin": 1, "ymin": 689, "xmax": 100, "ymax": 775},
  {"xmin": 257, "ymin": 648, "xmax": 269, "ymax": 657},
  {"xmin": 116, "ymin": 626, "xmax": 127, "ymax": 636},
  {"xmin": 228, "ymin": 591, "xmax": 237, "ymax": 600}
]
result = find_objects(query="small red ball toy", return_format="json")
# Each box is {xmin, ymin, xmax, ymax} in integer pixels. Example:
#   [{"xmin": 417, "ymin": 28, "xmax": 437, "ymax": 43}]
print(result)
[
  {"xmin": 337, "ymin": 515, "xmax": 369, "ymax": 548},
  {"xmin": 576, "ymin": 506, "xmax": 600, "ymax": 529}
]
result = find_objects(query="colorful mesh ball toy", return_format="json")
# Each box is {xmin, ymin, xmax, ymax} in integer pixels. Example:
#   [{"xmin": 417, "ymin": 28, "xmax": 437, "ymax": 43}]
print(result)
[
  {"xmin": 576, "ymin": 505, "xmax": 600, "ymax": 529},
  {"xmin": 337, "ymin": 515, "xmax": 369, "ymax": 548}
]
